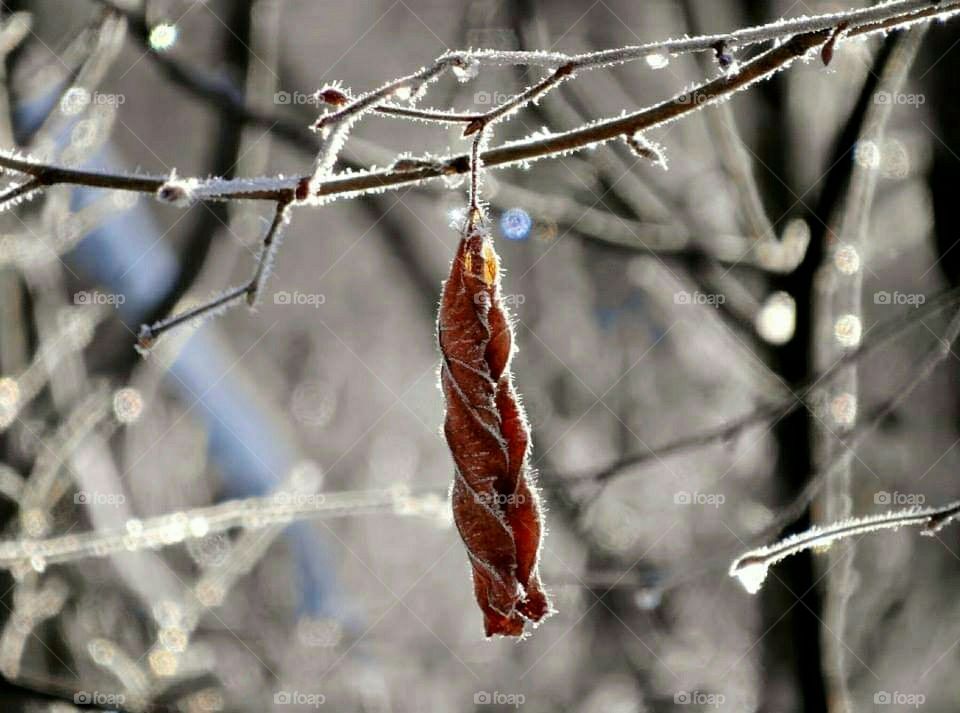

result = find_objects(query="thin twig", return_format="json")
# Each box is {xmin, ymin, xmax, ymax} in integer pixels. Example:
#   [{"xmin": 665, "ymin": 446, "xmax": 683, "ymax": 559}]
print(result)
[
  {"xmin": 137, "ymin": 199, "xmax": 291, "ymax": 349},
  {"xmin": 376, "ymin": 103, "xmax": 482, "ymax": 124},
  {"xmin": 306, "ymin": 60, "xmax": 456, "ymax": 189},
  {"xmin": 0, "ymin": 178, "xmax": 40, "ymax": 207},
  {"xmin": 463, "ymin": 61, "xmax": 575, "ymax": 136},
  {"xmin": 245, "ymin": 199, "xmax": 292, "ymax": 306},
  {"xmin": 137, "ymin": 284, "xmax": 249, "ymax": 351},
  {"xmin": 466, "ymin": 132, "xmax": 485, "ymax": 230}
]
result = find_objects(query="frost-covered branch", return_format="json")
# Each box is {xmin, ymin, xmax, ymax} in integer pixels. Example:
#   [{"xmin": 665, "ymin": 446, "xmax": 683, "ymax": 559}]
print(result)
[
  {"xmin": 2, "ymin": 0, "xmax": 955, "ymax": 209},
  {"xmin": 730, "ymin": 498, "xmax": 960, "ymax": 595},
  {"xmin": 0, "ymin": 30, "xmax": 840, "ymax": 205},
  {"xmin": 93, "ymin": 0, "xmax": 956, "ymax": 154},
  {"xmin": 0, "ymin": 0, "xmax": 952, "ymax": 349},
  {"xmin": 440, "ymin": 0, "xmax": 958, "ymax": 71},
  {"xmin": 0, "ymin": 178, "xmax": 40, "ymax": 208}
]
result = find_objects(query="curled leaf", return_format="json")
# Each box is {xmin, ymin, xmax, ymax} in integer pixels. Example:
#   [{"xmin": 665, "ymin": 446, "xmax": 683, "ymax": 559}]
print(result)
[{"xmin": 438, "ymin": 226, "xmax": 551, "ymax": 637}]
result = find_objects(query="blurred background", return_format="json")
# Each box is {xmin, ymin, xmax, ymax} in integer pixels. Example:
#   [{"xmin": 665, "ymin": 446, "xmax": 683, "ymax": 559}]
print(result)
[{"xmin": 0, "ymin": 0, "xmax": 959, "ymax": 711}]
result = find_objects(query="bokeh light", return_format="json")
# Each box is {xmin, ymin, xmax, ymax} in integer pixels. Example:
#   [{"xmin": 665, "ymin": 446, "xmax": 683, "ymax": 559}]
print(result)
[
  {"xmin": 499, "ymin": 207, "xmax": 532, "ymax": 240},
  {"xmin": 149, "ymin": 23, "xmax": 179, "ymax": 52},
  {"xmin": 834, "ymin": 314, "xmax": 862, "ymax": 348},
  {"xmin": 756, "ymin": 291, "xmax": 796, "ymax": 345},
  {"xmin": 834, "ymin": 244, "xmax": 861, "ymax": 275}
]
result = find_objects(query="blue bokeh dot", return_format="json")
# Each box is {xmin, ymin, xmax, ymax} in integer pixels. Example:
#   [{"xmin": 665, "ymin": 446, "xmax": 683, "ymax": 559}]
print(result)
[{"xmin": 499, "ymin": 207, "xmax": 533, "ymax": 241}]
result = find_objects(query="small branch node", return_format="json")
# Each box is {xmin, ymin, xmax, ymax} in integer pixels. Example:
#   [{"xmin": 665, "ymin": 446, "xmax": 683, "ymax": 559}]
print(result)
[
  {"xmin": 822, "ymin": 21, "xmax": 850, "ymax": 66},
  {"xmin": 624, "ymin": 132, "xmax": 668, "ymax": 170},
  {"xmin": 156, "ymin": 169, "xmax": 200, "ymax": 207}
]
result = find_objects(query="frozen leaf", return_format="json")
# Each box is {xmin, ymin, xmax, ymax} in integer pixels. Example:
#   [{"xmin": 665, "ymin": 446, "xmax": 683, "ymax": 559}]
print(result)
[{"xmin": 438, "ymin": 225, "xmax": 552, "ymax": 637}]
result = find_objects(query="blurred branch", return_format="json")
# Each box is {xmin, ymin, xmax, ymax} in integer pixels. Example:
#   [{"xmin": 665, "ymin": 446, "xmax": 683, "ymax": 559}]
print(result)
[
  {"xmin": 17, "ymin": 385, "xmax": 113, "ymax": 533},
  {"xmin": 812, "ymin": 26, "xmax": 927, "ymax": 712},
  {"xmin": 92, "ymin": 0, "xmax": 318, "ymax": 151},
  {"xmin": 0, "ymin": 306, "xmax": 106, "ymax": 431},
  {"xmin": 750, "ymin": 300, "xmax": 960, "ymax": 546},
  {"xmin": 0, "ymin": 486, "xmax": 448, "ymax": 572},
  {"xmin": 0, "ymin": 576, "xmax": 68, "ymax": 679},
  {"xmin": 561, "ymin": 284, "xmax": 960, "ymax": 485}
]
